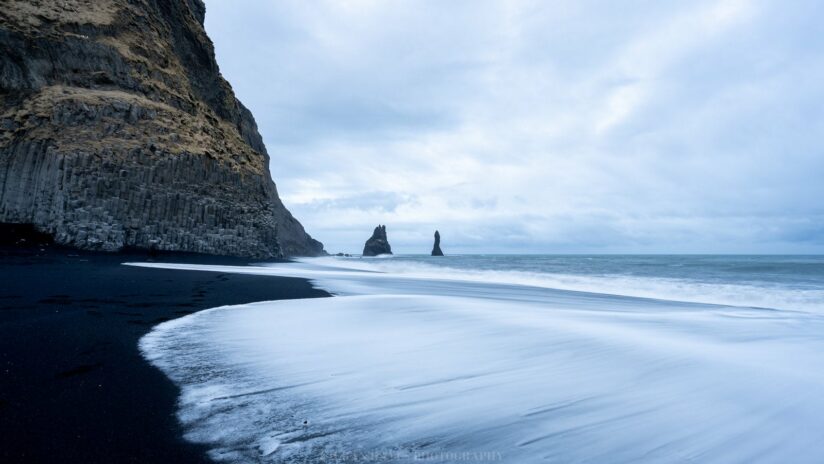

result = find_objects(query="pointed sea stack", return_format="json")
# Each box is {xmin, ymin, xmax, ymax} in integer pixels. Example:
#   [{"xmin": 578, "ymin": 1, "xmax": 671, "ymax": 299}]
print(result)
[
  {"xmin": 363, "ymin": 225, "xmax": 392, "ymax": 256},
  {"xmin": 431, "ymin": 230, "xmax": 444, "ymax": 256}
]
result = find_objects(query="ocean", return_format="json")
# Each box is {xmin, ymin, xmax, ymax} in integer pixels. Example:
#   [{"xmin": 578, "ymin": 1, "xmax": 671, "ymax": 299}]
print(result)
[{"xmin": 134, "ymin": 255, "xmax": 824, "ymax": 463}]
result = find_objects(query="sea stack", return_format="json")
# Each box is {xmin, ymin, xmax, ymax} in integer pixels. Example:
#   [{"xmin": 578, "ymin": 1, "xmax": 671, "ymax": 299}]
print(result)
[
  {"xmin": 0, "ymin": 0, "xmax": 323, "ymax": 258},
  {"xmin": 363, "ymin": 225, "xmax": 392, "ymax": 256},
  {"xmin": 431, "ymin": 230, "xmax": 444, "ymax": 256}
]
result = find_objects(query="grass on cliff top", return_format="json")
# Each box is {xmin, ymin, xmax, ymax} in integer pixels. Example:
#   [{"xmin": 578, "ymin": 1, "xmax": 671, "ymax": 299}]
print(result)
[
  {"xmin": 3, "ymin": 86, "xmax": 265, "ymax": 176},
  {"xmin": 1, "ymin": 0, "xmax": 118, "ymax": 32}
]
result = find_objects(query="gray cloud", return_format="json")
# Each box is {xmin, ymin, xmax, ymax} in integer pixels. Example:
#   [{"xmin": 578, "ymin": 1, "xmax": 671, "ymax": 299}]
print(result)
[{"xmin": 206, "ymin": 0, "xmax": 824, "ymax": 254}]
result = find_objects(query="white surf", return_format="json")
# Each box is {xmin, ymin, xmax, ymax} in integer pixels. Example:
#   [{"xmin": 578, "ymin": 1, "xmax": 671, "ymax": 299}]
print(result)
[{"xmin": 135, "ymin": 258, "xmax": 824, "ymax": 463}]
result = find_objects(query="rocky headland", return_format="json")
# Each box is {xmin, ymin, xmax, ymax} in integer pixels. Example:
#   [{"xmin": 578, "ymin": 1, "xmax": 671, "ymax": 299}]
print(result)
[
  {"xmin": 362, "ymin": 224, "xmax": 392, "ymax": 256},
  {"xmin": 0, "ymin": 0, "xmax": 323, "ymax": 257}
]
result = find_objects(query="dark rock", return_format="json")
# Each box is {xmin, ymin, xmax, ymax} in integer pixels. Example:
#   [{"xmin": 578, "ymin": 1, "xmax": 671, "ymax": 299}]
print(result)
[
  {"xmin": 431, "ymin": 230, "xmax": 444, "ymax": 256},
  {"xmin": 0, "ymin": 223, "xmax": 54, "ymax": 247},
  {"xmin": 362, "ymin": 225, "xmax": 392, "ymax": 256},
  {"xmin": 0, "ymin": 0, "xmax": 323, "ymax": 258}
]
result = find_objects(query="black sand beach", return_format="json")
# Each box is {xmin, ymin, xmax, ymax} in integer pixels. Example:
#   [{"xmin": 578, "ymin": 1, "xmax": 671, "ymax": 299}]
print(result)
[{"xmin": 0, "ymin": 244, "xmax": 328, "ymax": 463}]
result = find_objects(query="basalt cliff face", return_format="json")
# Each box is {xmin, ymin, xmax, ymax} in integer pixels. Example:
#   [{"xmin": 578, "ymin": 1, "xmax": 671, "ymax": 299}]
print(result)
[{"xmin": 0, "ymin": 0, "xmax": 323, "ymax": 257}]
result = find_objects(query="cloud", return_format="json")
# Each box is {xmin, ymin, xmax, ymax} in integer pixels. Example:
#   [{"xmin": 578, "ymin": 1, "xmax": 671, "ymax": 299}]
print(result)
[{"xmin": 205, "ymin": 0, "xmax": 824, "ymax": 253}]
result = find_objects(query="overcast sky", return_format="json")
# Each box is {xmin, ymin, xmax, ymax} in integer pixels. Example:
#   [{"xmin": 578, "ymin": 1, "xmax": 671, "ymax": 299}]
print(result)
[{"xmin": 204, "ymin": 0, "xmax": 824, "ymax": 254}]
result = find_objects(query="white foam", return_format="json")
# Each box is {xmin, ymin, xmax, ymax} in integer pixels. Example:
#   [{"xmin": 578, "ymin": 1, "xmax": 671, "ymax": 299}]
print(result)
[
  {"xmin": 295, "ymin": 256, "xmax": 824, "ymax": 313},
  {"xmin": 131, "ymin": 256, "xmax": 824, "ymax": 313},
  {"xmin": 136, "ymin": 259, "xmax": 824, "ymax": 463}
]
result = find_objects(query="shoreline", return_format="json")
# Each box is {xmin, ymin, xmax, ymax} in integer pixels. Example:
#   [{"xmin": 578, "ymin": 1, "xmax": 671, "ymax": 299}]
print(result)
[
  {"xmin": 135, "ymin": 257, "xmax": 824, "ymax": 462},
  {"xmin": 0, "ymin": 245, "xmax": 329, "ymax": 463}
]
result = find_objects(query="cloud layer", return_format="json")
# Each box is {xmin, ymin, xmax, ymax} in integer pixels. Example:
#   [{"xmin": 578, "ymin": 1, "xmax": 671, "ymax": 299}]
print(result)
[{"xmin": 205, "ymin": 0, "xmax": 824, "ymax": 253}]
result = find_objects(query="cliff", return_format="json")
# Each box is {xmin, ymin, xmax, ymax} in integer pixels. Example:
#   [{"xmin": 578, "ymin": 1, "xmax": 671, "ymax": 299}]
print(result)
[{"xmin": 0, "ymin": 0, "xmax": 324, "ymax": 257}]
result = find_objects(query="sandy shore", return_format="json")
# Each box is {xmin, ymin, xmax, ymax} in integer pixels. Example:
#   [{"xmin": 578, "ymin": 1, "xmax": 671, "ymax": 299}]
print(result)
[{"xmin": 0, "ymin": 245, "xmax": 328, "ymax": 463}]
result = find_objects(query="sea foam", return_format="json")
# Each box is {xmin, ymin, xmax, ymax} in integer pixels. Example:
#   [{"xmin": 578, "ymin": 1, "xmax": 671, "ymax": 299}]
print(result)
[{"xmin": 135, "ymin": 258, "xmax": 824, "ymax": 463}]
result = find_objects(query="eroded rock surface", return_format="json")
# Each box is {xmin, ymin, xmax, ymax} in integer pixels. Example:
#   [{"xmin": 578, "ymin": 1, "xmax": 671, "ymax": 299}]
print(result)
[
  {"xmin": 0, "ymin": 0, "xmax": 323, "ymax": 257},
  {"xmin": 431, "ymin": 230, "xmax": 444, "ymax": 256},
  {"xmin": 363, "ymin": 225, "xmax": 392, "ymax": 256}
]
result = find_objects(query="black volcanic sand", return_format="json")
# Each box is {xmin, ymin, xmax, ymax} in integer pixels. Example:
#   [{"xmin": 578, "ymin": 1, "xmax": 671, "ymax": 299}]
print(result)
[{"xmin": 0, "ymin": 245, "xmax": 329, "ymax": 463}]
